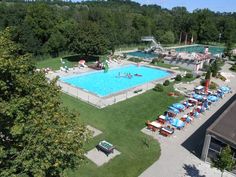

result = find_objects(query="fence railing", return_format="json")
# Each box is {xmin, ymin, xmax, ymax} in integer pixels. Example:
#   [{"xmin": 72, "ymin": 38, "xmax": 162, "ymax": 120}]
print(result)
[{"xmin": 58, "ymin": 81, "xmax": 157, "ymax": 108}]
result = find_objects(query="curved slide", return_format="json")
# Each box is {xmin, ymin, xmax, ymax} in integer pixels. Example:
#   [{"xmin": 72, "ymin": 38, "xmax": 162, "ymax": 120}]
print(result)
[{"xmin": 104, "ymin": 62, "xmax": 109, "ymax": 73}]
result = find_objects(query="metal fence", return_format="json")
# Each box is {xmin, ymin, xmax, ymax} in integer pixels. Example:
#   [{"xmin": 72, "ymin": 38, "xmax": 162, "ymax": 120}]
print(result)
[{"xmin": 58, "ymin": 80, "xmax": 159, "ymax": 109}]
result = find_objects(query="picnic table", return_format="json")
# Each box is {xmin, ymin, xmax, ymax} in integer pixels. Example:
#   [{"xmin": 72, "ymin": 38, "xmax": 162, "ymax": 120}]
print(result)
[
  {"xmin": 157, "ymin": 115, "xmax": 166, "ymax": 124},
  {"xmin": 150, "ymin": 121, "xmax": 162, "ymax": 129},
  {"xmin": 160, "ymin": 126, "xmax": 174, "ymax": 137},
  {"xmin": 97, "ymin": 140, "xmax": 115, "ymax": 156},
  {"xmin": 148, "ymin": 121, "xmax": 162, "ymax": 132}
]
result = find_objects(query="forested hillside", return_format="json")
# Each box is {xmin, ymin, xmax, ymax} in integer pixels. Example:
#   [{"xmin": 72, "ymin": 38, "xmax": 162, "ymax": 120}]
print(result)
[{"xmin": 0, "ymin": 0, "xmax": 236, "ymax": 57}]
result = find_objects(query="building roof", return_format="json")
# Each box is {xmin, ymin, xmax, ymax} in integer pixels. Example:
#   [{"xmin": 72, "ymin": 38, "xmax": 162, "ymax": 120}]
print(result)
[{"xmin": 208, "ymin": 94, "xmax": 236, "ymax": 146}]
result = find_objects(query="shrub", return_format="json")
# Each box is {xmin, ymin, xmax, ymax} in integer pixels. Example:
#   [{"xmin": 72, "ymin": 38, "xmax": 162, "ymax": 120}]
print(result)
[
  {"xmin": 154, "ymin": 83, "xmax": 164, "ymax": 92},
  {"xmin": 209, "ymin": 81, "xmax": 218, "ymax": 90},
  {"xmin": 138, "ymin": 47, "xmax": 145, "ymax": 51},
  {"xmin": 200, "ymin": 79, "xmax": 205, "ymax": 86},
  {"xmin": 175, "ymin": 74, "xmax": 182, "ymax": 81},
  {"xmin": 163, "ymin": 80, "xmax": 170, "ymax": 86},
  {"xmin": 185, "ymin": 73, "xmax": 193, "ymax": 78},
  {"xmin": 196, "ymin": 74, "xmax": 201, "ymax": 78},
  {"xmin": 151, "ymin": 58, "xmax": 160, "ymax": 65},
  {"xmin": 218, "ymin": 74, "xmax": 227, "ymax": 81},
  {"xmin": 128, "ymin": 57, "xmax": 142, "ymax": 63}
]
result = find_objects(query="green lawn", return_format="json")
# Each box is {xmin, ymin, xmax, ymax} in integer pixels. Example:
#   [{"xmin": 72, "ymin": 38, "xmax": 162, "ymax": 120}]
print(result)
[
  {"xmin": 61, "ymin": 86, "xmax": 184, "ymax": 177},
  {"xmin": 153, "ymin": 62, "xmax": 192, "ymax": 72},
  {"xmin": 36, "ymin": 57, "xmax": 77, "ymax": 70}
]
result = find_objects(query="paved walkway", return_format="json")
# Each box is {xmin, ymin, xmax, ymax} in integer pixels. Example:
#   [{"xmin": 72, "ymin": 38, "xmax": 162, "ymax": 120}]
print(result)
[{"xmin": 139, "ymin": 63, "xmax": 236, "ymax": 177}]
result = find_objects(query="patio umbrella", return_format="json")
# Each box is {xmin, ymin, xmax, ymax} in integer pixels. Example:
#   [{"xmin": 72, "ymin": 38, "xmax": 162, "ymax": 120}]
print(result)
[
  {"xmin": 172, "ymin": 103, "xmax": 185, "ymax": 110},
  {"xmin": 194, "ymin": 111, "xmax": 199, "ymax": 118},
  {"xmin": 79, "ymin": 60, "xmax": 86, "ymax": 65},
  {"xmin": 193, "ymin": 94, "xmax": 203, "ymax": 101},
  {"xmin": 168, "ymin": 106, "xmax": 180, "ymax": 114},
  {"xmin": 220, "ymin": 86, "xmax": 230, "ymax": 93},
  {"xmin": 170, "ymin": 119, "xmax": 185, "ymax": 128},
  {"xmin": 207, "ymin": 95, "xmax": 219, "ymax": 102}
]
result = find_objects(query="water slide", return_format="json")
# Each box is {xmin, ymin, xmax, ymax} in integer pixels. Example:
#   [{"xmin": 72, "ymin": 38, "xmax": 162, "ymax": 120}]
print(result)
[
  {"xmin": 104, "ymin": 62, "xmax": 109, "ymax": 73},
  {"xmin": 141, "ymin": 36, "xmax": 165, "ymax": 52}
]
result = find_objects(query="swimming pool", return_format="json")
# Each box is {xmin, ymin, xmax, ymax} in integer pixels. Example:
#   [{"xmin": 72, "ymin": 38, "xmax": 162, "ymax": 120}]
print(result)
[
  {"xmin": 61, "ymin": 65, "xmax": 170, "ymax": 97},
  {"xmin": 126, "ymin": 51, "xmax": 158, "ymax": 58},
  {"xmin": 174, "ymin": 45, "xmax": 224, "ymax": 55}
]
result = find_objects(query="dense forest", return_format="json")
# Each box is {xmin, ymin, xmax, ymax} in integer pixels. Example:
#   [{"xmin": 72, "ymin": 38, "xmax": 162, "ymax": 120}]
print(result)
[{"xmin": 0, "ymin": 0, "xmax": 236, "ymax": 57}]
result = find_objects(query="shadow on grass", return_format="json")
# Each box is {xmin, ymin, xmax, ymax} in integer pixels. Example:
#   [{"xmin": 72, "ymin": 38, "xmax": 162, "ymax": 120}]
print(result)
[
  {"xmin": 181, "ymin": 94, "xmax": 236, "ymax": 158},
  {"xmin": 183, "ymin": 164, "xmax": 206, "ymax": 177}
]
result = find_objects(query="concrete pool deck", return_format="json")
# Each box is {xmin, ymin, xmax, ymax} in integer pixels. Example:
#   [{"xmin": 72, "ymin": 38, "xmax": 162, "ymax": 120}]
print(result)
[
  {"xmin": 139, "ymin": 63, "xmax": 236, "ymax": 177},
  {"xmin": 47, "ymin": 60, "xmax": 177, "ymax": 108}
]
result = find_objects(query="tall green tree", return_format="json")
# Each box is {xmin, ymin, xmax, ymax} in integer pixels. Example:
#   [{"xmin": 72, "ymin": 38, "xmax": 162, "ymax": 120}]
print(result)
[
  {"xmin": 0, "ymin": 28, "xmax": 89, "ymax": 177},
  {"xmin": 205, "ymin": 69, "xmax": 211, "ymax": 80},
  {"xmin": 211, "ymin": 61, "xmax": 220, "ymax": 77},
  {"xmin": 212, "ymin": 145, "xmax": 235, "ymax": 177},
  {"xmin": 69, "ymin": 22, "xmax": 108, "ymax": 55}
]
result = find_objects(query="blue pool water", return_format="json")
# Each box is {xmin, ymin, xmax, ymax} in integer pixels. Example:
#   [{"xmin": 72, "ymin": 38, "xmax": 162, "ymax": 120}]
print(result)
[
  {"xmin": 126, "ymin": 51, "xmax": 158, "ymax": 58},
  {"xmin": 61, "ymin": 65, "xmax": 170, "ymax": 97},
  {"xmin": 174, "ymin": 45, "xmax": 224, "ymax": 55}
]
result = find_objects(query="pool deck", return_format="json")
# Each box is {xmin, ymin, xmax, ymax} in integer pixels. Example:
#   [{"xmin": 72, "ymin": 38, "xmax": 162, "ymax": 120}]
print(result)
[
  {"xmin": 47, "ymin": 60, "xmax": 178, "ymax": 108},
  {"xmin": 139, "ymin": 63, "xmax": 236, "ymax": 177}
]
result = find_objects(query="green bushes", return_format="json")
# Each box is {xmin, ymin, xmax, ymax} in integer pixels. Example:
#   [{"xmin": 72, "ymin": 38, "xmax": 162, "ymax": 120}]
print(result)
[
  {"xmin": 151, "ymin": 58, "xmax": 161, "ymax": 65},
  {"xmin": 209, "ymin": 81, "xmax": 218, "ymax": 90},
  {"xmin": 217, "ymin": 73, "xmax": 227, "ymax": 81},
  {"xmin": 196, "ymin": 74, "xmax": 201, "ymax": 78},
  {"xmin": 128, "ymin": 57, "xmax": 142, "ymax": 63},
  {"xmin": 185, "ymin": 73, "xmax": 193, "ymax": 78},
  {"xmin": 154, "ymin": 83, "xmax": 164, "ymax": 92},
  {"xmin": 138, "ymin": 47, "xmax": 145, "ymax": 51},
  {"xmin": 175, "ymin": 74, "xmax": 182, "ymax": 81},
  {"xmin": 200, "ymin": 80, "xmax": 218, "ymax": 90},
  {"xmin": 200, "ymin": 79, "xmax": 205, "ymax": 86},
  {"xmin": 163, "ymin": 80, "xmax": 170, "ymax": 86}
]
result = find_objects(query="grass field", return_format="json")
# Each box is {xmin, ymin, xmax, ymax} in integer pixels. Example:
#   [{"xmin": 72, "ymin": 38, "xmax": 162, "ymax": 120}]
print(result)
[
  {"xmin": 36, "ymin": 57, "xmax": 77, "ymax": 70},
  {"xmin": 61, "ymin": 85, "xmax": 184, "ymax": 177},
  {"xmin": 152, "ymin": 62, "xmax": 192, "ymax": 72}
]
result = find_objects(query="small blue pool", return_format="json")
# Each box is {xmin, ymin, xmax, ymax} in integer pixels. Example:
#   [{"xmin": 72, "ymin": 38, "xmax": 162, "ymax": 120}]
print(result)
[
  {"xmin": 61, "ymin": 65, "xmax": 170, "ymax": 97},
  {"xmin": 126, "ymin": 51, "xmax": 158, "ymax": 58}
]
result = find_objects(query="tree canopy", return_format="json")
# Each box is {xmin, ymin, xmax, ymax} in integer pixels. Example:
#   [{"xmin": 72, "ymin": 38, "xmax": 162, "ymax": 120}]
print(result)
[
  {"xmin": 212, "ymin": 145, "xmax": 235, "ymax": 177},
  {"xmin": 0, "ymin": 28, "xmax": 89, "ymax": 177},
  {"xmin": 0, "ymin": 1, "xmax": 236, "ymax": 57}
]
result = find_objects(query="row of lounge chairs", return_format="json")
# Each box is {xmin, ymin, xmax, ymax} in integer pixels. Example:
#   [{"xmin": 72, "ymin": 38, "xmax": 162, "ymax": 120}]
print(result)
[{"xmin": 145, "ymin": 85, "xmax": 232, "ymax": 137}]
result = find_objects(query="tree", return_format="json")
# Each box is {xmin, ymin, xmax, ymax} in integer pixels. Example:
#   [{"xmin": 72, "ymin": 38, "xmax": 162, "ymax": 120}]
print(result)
[
  {"xmin": 211, "ymin": 61, "xmax": 220, "ymax": 77},
  {"xmin": 0, "ymin": 28, "xmax": 89, "ymax": 177},
  {"xmin": 205, "ymin": 69, "xmax": 211, "ymax": 80},
  {"xmin": 160, "ymin": 31, "xmax": 175, "ymax": 44},
  {"xmin": 225, "ymin": 39, "xmax": 233, "ymax": 59},
  {"xmin": 69, "ymin": 22, "xmax": 108, "ymax": 55},
  {"xmin": 212, "ymin": 145, "xmax": 235, "ymax": 177}
]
